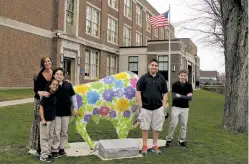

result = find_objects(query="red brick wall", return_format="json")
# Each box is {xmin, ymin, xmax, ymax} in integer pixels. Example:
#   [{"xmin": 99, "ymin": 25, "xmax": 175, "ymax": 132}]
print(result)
[
  {"xmin": 0, "ymin": 0, "xmax": 54, "ymax": 30},
  {"xmin": 0, "ymin": 26, "xmax": 52, "ymax": 87}
]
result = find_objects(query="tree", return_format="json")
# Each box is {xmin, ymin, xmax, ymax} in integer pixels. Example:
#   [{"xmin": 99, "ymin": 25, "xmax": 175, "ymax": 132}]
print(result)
[{"xmin": 176, "ymin": 0, "xmax": 248, "ymax": 132}]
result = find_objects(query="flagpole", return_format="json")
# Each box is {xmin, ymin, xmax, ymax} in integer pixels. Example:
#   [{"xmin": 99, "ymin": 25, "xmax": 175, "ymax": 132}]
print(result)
[{"xmin": 168, "ymin": 4, "xmax": 171, "ymax": 91}]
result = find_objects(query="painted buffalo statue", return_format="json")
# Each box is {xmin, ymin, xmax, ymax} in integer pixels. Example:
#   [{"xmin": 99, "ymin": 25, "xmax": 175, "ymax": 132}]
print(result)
[{"xmin": 73, "ymin": 71, "xmax": 141, "ymax": 149}]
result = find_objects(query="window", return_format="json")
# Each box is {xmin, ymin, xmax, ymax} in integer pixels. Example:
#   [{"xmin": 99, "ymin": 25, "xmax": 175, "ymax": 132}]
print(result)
[
  {"xmin": 128, "ymin": 56, "xmax": 138, "ymax": 75},
  {"xmin": 106, "ymin": 55, "xmax": 117, "ymax": 75},
  {"xmin": 85, "ymin": 49, "xmax": 99, "ymax": 79},
  {"xmin": 108, "ymin": 0, "xmax": 118, "ymax": 10},
  {"xmin": 86, "ymin": 6, "xmax": 101, "ymax": 37},
  {"xmin": 146, "ymin": 12, "xmax": 151, "ymax": 32},
  {"xmin": 107, "ymin": 17, "xmax": 118, "ymax": 44},
  {"xmin": 136, "ymin": 32, "xmax": 142, "ymax": 46},
  {"xmin": 136, "ymin": 5, "xmax": 142, "ymax": 26},
  {"xmin": 146, "ymin": 37, "xmax": 150, "ymax": 46},
  {"xmin": 123, "ymin": 25, "xmax": 131, "ymax": 46},
  {"xmin": 154, "ymin": 27, "xmax": 158, "ymax": 37},
  {"xmin": 66, "ymin": 0, "xmax": 74, "ymax": 25},
  {"xmin": 158, "ymin": 55, "xmax": 168, "ymax": 80},
  {"xmin": 124, "ymin": 0, "xmax": 132, "ymax": 18},
  {"xmin": 160, "ymin": 28, "xmax": 164, "ymax": 40}
]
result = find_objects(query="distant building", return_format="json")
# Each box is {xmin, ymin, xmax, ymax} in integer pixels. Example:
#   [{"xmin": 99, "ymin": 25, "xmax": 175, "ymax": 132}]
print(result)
[{"xmin": 199, "ymin": 70, "xmax": 219, "ymax": 84}]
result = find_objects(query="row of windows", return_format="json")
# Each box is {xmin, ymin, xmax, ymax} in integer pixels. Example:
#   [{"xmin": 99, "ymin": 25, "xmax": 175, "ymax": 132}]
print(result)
[
  {"xmin": 66, "ymin": 0, "xmax": 166, "ymax": 46},
  {"xmin": 128, "ymin": 56, "xmax": 169, "ymax": 80},
  {"xmin": 84, "ymin": 49, "xmax": 117, "ymax": 79}
]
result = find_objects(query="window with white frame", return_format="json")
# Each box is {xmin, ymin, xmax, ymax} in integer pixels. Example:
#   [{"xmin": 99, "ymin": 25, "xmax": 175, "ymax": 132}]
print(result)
[
  {"xmin": 106, "ymin": 55, "xmax": 117, "ymax": 75},
  {"xmin": 136, "ymin": 5, "xmax": 142, "ymax": 26},
  {"xmin": 66, "ymin": 0, "xmax": 74, "ymax": 25},
  {"xmin": 160, "ymin": 28, "xmax": 164, "ymax": 40},
  {"xmin": 136, "ymin": 32, "xmax": 142, "ymax": 46},
  {"xmin": 158, "ymin": 55, "xmax": 168, "ymax": 80},
  {"xmin": 123, "ymin": 25, "xmax": 131, "ymax": 46},
  {"xmin": 85, "ymin": 49, "xmax": 99, "ymax": 79},
  {"xmin": 128, "ymin": 56, "xmax": 138, "ymax": 75},
  {"xmin": 154, "ymin": 27, "xmax": 158, "ymax": 37},
  {"xmin": 146, "ymin": 37, "xmax": 150, "ymax": 46},
  {"xmin": 124, "ymin": 0, "xmax": 132, "ymax": 18},
  {"xmin": 107, "ymin": 17, "xmax": 118, "ymax": 44},
  {"xmin": 108, "ymin": 0, "xmax": 118, "ymax": 10},
  {"xmin": 146, "ymin": 12, "xmax": 151, "ymax": 32},
  {"xmin": 86, "ymin": 6, "xmax": 101, "ymax": 37}
]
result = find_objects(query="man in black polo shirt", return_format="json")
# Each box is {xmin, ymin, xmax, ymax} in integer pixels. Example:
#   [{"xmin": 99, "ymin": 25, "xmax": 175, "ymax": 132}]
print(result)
[
  {"xmin": 136, "ymin": 59, "xmax": 168, "ymax": 155},
  {"xmin": 165, "ymin": 70, "xmax": 193, "ymax": 148}
]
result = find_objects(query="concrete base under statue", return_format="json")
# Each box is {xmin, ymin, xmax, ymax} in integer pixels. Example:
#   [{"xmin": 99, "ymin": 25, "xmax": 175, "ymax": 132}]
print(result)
[{"xmin": 65, "ymin": 138, "xmax": 166, "ymax": 160}]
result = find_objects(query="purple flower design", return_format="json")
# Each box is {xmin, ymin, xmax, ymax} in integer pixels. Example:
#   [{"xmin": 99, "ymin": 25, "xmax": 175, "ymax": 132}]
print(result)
[
  {"xmin": 84, "ymin": 114, "xmax": 92, "ymax": 122},
  {"xmin": 124, "ymin": 86, "xmax": 136, "ymax": 100},
  {"xmin": 114, "ymin": 89, "xmax": 124, "ymax": 98},
  {"xmin": 76, "ymin": 94, "xmax": 83, "ymax": 109},
  {"xmin": 103, "ymin": 76, "xmax": 115, "ymax": 84},
  {"xmin": 102, "ymin": 89, "xmax": 115, "ymax": 102},
  {"xmin": 131, "ymin": 105, "xmax": 138, "ymax": 113},
  {"xmin": 123, "ymin": 110, "xmax": 131, "ymax": 118},
  {"xmin": 93, "ymin": 108, "xmax": 100, "ymax": 115},
  {"xmin": 109, "ymin": 111, "xmax": 117, "ymax": 118}
]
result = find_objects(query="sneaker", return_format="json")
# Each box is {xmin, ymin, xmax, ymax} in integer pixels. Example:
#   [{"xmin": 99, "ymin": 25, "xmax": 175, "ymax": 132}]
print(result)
[
  {"xmin": 52, "ymin": 152, "xmax": 59, "ymax": 158},
  {"xmin": 165, "ymin": 140, "xmax": 172, "ymax": 147},
  {"xmin": 40, "ymin": 155, "xmax": 53, "ymax": 162},
  {"xmin": 151, "ymin": 146, "xmax": 161, "ymax": 154},
  {"xmin": 59, "ymin": 149, "xmax": 67, "ymax": 157},
  {"xmin": 141, "ymin": 145, "xmax": 148, "ymax": 155},
  {"xmin": 178, "ymin": 141, "xmax": 187, "ymax": 148}
]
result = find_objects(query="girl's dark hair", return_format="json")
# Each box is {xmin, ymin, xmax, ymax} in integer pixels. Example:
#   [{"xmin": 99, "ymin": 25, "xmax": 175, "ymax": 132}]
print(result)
[
  {"xmin": 53, "ymin": 67, "xmax": 65, "ymax": 76},
  {"xmin": 49, "ymin": 78, "xmax": 58, "ymax": 85},
  {"xmin": 33, "ymin": 56, "xmax": 52, "ymax": 81}
]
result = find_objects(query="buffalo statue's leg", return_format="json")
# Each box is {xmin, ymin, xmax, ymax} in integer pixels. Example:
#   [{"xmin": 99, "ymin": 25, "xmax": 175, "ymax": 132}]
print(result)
[{"xmin": 75, "ymin": 117, "xmax": 96, "ymax": 150}]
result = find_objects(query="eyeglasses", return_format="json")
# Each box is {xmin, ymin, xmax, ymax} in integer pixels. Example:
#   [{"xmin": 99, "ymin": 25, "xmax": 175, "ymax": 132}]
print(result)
[{"xmin": 51, "ymin": 84, "xmax": 58, "ymax": 87}]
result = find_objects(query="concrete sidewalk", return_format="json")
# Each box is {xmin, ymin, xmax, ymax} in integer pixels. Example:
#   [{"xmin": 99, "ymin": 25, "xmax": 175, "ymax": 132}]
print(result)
[{"xmin": 0, "ymin": 98, "xmax": 33, "ymax": 107}]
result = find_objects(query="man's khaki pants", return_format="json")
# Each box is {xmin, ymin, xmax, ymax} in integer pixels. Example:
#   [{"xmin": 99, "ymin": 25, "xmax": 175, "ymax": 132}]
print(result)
[
  {"xmin": 52, "ymin": 116, "xmax": 70, "ymax": 152},
  {"xmin": 40, "ymin": 120, "xmax": 55, "ymax": 158},
  {"xmin": 166, "ymin": 106, "xmax": 189, "ymax": 142}
]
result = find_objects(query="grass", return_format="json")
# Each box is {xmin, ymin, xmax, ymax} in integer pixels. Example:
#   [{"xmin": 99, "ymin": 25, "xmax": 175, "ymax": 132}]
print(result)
[
  {"xmin": 0, "ymin": 90, "xmax": 247, "ymax": 164},
  {"xmin": 0, "ymin": 89, "xmax": 33, "ymax": 101}
]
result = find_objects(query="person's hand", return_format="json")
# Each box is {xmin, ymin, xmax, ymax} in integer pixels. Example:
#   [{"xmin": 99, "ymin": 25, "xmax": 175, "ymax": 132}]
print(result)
[
  {"xmin": 41, "ymin": 118, "xmax": 46, "ymax": 125},
  {"xmin": 38, "ymin": 91, "xmax": 44, "ymax": 97},
  {"xmin": 65, "ymin": 80, "xmax": 71, "ymax": 83},
  {"xmin": 187, "ymin": 93, "xmax": 193, "ymax": 96},
  {"xmin": 73, "ymin": 110, "xmax": 78, "ymax": 116},
  {"xmin": 42, "ymin": 91, "xmax": 50, "ymax": 97},
  {"xmin": 176, "ymin": 94, "xmax": 181, "ymax": 97}
]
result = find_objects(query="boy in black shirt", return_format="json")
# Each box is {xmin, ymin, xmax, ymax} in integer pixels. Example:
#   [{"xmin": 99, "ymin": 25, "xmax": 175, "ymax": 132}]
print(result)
[
  {"xmin": 39, "ymin": 79, "xmax": 59, "ymax": 162},
  {"xmin": 51, "ymin": 67, "xmax": 78, "ymax": 158},
  {"xmin": 165, "ymin": 70, "xmax": 193, "ymax": 148}
]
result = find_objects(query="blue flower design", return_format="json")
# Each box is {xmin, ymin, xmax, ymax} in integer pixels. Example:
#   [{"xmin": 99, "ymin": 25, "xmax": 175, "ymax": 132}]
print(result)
[
  {"xmin": 76, "ymin": 94, "xmax": 83, "ymax": 109},
  {"xmin": 103, "ymin": 76, "xmax": 115, "ymax": 84},
  {"xmin": 109, "ymin": 111, "xmax": 117, "ymax": 118},
  {"xmin": 102, "ymin": 89, "xmax": 115, "ymax": 102},
  {"xmin": 131, "ymin": 105, "xmax": 138, "ymax": 113},
  {"xmin": 93, "ymin": 108, "xmax": 100, "ymax": 115},
  {"xmin": 114, "ymin": 89, "xmax": 124, "ymax": 98},
  {"xmin": 123, "ymin": 110, "xmax": 131, "ymax": 118},
  {"xmin": 84, "ymin": 114, "xmax": 92, "ymax": 122},
  {"xmin": 115, "ymin": 80, "xmax": 124, "ymax": 88},
  {"xmin": 124, "ymin": 86, "xmax": 136, "ymax": 100},
  {"xmin": 87, "ymin": 91, "xmax": 100, "ymax": 104}
]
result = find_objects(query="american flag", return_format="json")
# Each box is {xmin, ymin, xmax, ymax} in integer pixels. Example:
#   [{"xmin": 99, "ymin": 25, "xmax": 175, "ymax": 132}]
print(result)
[{"xmin": 149, "ymin": 11, "xmax": 169, "ymax": 28}]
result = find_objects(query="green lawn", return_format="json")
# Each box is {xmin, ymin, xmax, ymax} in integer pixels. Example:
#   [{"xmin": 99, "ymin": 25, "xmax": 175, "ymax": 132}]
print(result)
[
  {"xmin": 0, "ymin": 89, "xmax": 33, "ymax": 101},
  {"xmin": 0, "ymin": 90, "xmax": 247, "ymax": 164}
]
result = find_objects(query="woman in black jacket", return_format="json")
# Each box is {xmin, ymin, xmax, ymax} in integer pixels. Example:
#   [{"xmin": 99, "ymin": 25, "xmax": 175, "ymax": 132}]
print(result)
[{"xmin": 28, "ymin": 56, "xmax": 53, "ymax": 155}]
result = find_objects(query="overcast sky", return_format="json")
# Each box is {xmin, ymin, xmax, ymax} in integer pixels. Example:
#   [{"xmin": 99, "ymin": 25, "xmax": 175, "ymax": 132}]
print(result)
[{"xmin": 147, "ymin": 0, "xmax": 225, "ymax": 73}]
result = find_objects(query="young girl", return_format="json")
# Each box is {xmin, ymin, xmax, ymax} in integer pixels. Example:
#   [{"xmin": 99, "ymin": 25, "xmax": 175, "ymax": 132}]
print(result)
[
  {"xmin": 39, "ymin": 79, "xmax": 59, "ymax": 162},
  {"xmin": 51, "ymin": 67, "xmax": 78, "ymax": 158}
]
